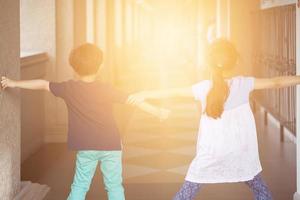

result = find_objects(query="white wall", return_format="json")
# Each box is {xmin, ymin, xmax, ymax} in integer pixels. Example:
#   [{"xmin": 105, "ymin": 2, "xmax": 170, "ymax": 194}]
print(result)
[
  {"xmin": 0, "ymin": 0, "xmax": 21, "ymax": 199},
  {"xmin": 20, "ymin": 0, "xmax": 56, "ymax": 58},
  {"xmin": 20, "ymin": 0, "xmax": 56, "ymax": 159}
]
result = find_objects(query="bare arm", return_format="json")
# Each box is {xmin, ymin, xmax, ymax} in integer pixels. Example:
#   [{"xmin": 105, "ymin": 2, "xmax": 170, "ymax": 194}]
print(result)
[
  {"xmin": 145, "ymin": 87, "xmax": 194, "ymax": 98},
  {"xmin": 127, "ymin": 87, "xmax": 193, "ymax": 105},
  {"xmin": 131, "ymin": 101, "xmax": 170, "ymax": 121},
  {"xmin": 254, "ymin": 76, "xmax": 300, "ymax": 90},
  {"xmin": 1, "ymin": 76, "xmax": 49, "ymax": 91}
]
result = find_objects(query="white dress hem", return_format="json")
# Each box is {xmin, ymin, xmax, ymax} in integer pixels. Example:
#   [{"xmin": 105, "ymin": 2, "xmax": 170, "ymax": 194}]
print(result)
[{"xmin": 185, "ymin": 169, "xmax": 262, "ymax": 184}]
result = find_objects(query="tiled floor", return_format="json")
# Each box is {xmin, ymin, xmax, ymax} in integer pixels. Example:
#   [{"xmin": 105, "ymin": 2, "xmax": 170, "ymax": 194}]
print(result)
[{"xmin": 21, "ymin": 103, "xmax": 296, "ymax": 200}]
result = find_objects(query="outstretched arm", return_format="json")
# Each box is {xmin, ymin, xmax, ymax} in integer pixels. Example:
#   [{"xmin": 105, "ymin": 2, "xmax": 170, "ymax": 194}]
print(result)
[
  {"xmin": 129, "ymin": 101, "xmax": 170, "ymax": 121},
  {"xmin": 127, "ymin": 87, "xmax": 193, "ymax": 105},
  {"xmin": 1, "ymin": 76, "xmax": 49, "ymax": 91},
  {"xmin": 254, "ymin": 76, "xmax": 300, "ymax": 90}
]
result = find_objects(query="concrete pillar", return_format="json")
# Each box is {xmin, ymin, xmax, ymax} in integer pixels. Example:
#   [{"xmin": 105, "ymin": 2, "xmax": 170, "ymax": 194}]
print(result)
[
  {"xmin": 216, "ymin": 0, "xmax": 231, "ymax": 39},
  {"xmin": 56, "ymin": 0, "xmax": 74, "ymax": 81},
  {"xmin": 95, "ymin": 0, "xmax": 112, "ymax": 81},
  {"xmin": 86, "ymin": 0, "xmax": 95, "ymax": 43},
  {"xmin": 0, "ymin": 0, "xmax": 21, "ymax": 199},
  {"xmin": 74, "ymin": 0, "xmax": 87, "ymax": 47},
  {"xmin": 73, "ymin": 0, "xmax": 99, "ymax": 44},
  {"xmin": 294, "ymin": 2, "xmax": 300, "ymax": 200},
  {"xmin": 48, "ymin": 0, "xmax": 74, "ymax": 143},
  {"xmin": 114, "ymin": 0, "xmax": 123, "ymax": 48},
  {"xmin": 74, "ymin": 0, "xmax": 98, "ymax": 46},
  {"xmin": 125, "ymin": 0, "xmax": 133, "ymax": 45},
  {"xmin": 95, "ymin": 0, "xmax": 107, "ymax": 49}
]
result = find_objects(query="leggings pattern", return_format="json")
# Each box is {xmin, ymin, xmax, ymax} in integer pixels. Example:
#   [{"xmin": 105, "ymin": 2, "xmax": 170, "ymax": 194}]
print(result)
[
  {"xmin": 173, "ymin": 181, "xmax": 202, "ymax": 200},
  {"xmin": 245, "ymin": 174, "xmax": 273, "ymax": 200},
  {"xmin": 173, "ymin": 174, "xmax": 272, "ymax": 200}
]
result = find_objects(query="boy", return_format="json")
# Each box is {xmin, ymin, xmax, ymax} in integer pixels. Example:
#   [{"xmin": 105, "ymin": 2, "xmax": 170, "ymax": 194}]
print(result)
[{"xmin": 1, "ymin": 43, "xmax": 169, "ymax": 200}]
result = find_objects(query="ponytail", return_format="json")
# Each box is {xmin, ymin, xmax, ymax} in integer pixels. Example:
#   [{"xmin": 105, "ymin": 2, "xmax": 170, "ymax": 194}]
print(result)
[
  {"xmin": 205, "ymin": 39, "xmax": 238, "ymax": 119},
  {"xmin": 205, "ymin": 67, "xmax": 229, "ymax": 119}
]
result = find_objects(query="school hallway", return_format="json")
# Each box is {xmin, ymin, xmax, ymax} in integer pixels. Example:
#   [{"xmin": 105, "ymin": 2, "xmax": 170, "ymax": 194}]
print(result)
[
  {"xmin": 1, "ymin": 0, "xmax": 300, "ymax": 200},
  {"xmin": 21, "ymin": 102, "xmax": 296, "ymax": 200}
]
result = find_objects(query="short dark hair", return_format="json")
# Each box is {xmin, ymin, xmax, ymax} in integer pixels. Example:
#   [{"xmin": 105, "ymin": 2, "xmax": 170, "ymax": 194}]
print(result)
[{"xmin": 69, "ymin": 43, "xmax": 103, "ymax": 76}]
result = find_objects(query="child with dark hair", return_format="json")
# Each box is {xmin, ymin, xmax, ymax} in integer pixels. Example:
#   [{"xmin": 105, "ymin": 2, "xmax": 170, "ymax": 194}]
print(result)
[
  {"xmin": 128, "ymin": 39, "xmax": 300, "ymax": 200},
  {"xmin": 1, "ymin": 43, "xmax": 169, "ymax": 200}
]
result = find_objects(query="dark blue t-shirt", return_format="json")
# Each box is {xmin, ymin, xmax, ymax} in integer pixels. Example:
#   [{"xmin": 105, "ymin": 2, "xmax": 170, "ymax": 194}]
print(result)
[{"xmin": 49, "ymin": 80, "xmax": 128, "ymax": 150}]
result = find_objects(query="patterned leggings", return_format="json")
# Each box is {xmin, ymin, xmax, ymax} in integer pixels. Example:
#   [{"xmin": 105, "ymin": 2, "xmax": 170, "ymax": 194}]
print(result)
[{"xmin": 173, "ymin": 174, "xmax": 273, "ymax": 200}]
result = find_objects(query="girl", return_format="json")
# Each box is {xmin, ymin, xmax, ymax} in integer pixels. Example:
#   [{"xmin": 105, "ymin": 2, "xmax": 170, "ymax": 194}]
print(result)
[{"xmin": 127, "ymin": 39, "xmax": 300, "ymax": 200}]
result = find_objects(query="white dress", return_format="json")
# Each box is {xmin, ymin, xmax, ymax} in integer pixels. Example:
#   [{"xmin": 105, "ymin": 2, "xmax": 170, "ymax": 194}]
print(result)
[{"xmin": 185, "ymin": 76, "xmax": 262, "ymax": 183}]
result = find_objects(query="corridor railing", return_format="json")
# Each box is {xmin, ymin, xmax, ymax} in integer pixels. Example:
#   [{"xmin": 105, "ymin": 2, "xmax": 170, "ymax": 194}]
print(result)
[{"xmin": 251, "ymin": 4, "xmax": 296, "ymax": 139}]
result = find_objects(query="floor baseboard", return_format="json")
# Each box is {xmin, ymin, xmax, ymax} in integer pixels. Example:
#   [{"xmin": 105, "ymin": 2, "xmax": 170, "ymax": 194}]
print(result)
[
  {"xmin": 294, "ymin": 192, "xmax": 300, "ymax": 200},
  {"xmin": 14, "ymin": 181, "xmax": 50, "ymax": 200}
]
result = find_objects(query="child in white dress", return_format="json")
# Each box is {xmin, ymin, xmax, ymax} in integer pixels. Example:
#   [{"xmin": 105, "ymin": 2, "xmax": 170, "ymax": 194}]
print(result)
[{"xmin": 128, "ymin": 39, "xmax": 300, "ymax": 200}]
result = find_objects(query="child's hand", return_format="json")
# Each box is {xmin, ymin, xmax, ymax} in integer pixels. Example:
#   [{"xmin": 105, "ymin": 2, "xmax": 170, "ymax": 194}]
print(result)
[
  {"xmin": 1, "ymin": 76, "xmax": 16, "ymax": 89},
  {"xmin": 159, "ymin": 108, "xmax": 171, "ymax": 121},
  {"xmin": 127, "ymin": 92, "xmax": 147, "ymax": 105}
]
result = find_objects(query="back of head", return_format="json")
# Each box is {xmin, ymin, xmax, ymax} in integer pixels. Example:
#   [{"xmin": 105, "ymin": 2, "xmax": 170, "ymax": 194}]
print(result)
[
  {"xmin": 69, "ymin": 43, "xmax": 103, "ymax": 76},
  {"xmin": 205, "ymin": 39, "xmax": 238, "ymax": 119}
]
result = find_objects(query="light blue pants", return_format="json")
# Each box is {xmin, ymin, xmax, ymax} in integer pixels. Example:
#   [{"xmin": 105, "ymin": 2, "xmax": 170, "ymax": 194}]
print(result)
[{"xmin": 67, "ymin": 151, "xmax": 125, "ymax": 200}]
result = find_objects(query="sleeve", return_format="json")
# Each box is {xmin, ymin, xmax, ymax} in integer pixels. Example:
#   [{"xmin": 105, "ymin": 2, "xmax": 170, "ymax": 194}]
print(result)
[
  {"xmin": 240, "ymin": 76, "xmax": 255, "ymax": 93},
  {"xmin": 191, "ymin": 80, "xmax": 209, "ymax": 101},
  {"xmin": 49, "ymin": 82, "xmax": 66, "ymax": 98},
  {"xmin": 109, "ymin": 85, "xmax": 129, "ymax": 104},
  {"xmin": 233, "ymin": 76, "xmax": 255, "ymax": 103}
]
